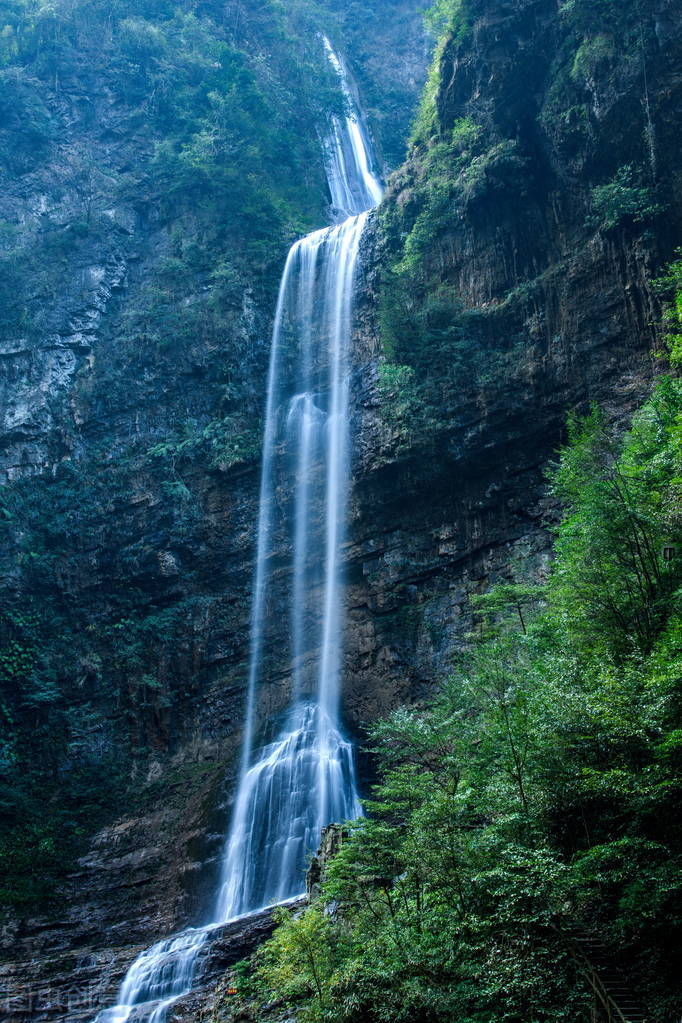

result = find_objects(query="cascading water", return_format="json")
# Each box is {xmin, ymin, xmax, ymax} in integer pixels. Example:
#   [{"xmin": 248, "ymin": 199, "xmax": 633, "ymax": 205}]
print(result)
[
  {"xmin": 322, "ymin": 38, "xmax": 383, "ymax": 218},
  {"xmin": 214, "ymin": 206, "xmax": 372, "ymax": 921},
  {"xmin": 93, "ymin": 36, "xmax": 382, "ymax": 1023}
]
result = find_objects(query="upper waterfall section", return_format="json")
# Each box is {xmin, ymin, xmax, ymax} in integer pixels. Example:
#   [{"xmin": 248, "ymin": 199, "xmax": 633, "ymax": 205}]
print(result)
[{"xmin": 322, "ymin": 36, "xmax": 384, "ymax": 218}]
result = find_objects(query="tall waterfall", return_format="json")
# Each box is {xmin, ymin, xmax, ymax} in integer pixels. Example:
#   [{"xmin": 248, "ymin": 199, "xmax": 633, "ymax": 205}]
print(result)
[{"xmin": 93, "ymin": 36, "xmax": 382, "ymax": 1023}]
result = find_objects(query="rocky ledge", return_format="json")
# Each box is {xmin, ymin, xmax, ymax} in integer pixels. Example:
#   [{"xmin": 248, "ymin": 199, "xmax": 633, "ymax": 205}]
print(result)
[{"xmin": 1, "ymin": 902, "xmax": 296, "ymax": 1023}]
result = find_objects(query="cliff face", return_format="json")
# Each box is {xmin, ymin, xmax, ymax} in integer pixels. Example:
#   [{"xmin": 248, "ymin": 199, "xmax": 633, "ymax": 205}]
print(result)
[
  {"xmin": 2, "ymin": 0, "xmax": 682, "ymax": 1018},
  {"xmin": 342, "ymin": 0, "xmax": 682, "ymax": 728}
]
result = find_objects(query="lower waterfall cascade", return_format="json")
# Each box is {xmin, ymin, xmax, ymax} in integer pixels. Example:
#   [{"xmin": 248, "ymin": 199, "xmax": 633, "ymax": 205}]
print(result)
[{"xmin": 92, "ymin": 33, "xmax": 383, "ymax": 1023}]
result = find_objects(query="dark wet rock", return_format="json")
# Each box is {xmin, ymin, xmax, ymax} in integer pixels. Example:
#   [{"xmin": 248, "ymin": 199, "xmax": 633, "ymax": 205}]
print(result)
[{"xmin": 306, "ymin": 824, "xmax": 347, "ymax": 900}]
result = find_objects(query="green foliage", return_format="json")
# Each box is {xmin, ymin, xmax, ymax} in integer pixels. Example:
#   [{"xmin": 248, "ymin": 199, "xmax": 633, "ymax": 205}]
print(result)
[
  {"xmin": 398, "ymin": 0, "xmax": 667, "ymax": 440},
  {"xmin": 0, "ymin": 448, "xmax": 219, "ymax": 907},
  {"xmin": 423, "ymin": 0, "xmax": 468, "ymax": 42},
  {"xmin": 408, "ymin": 38, "xmax": 447, "ymax": 148},
  {"xmin": 470, "ymin": 581, "xmax": 545, "ymax": 637},
  {"xmin": 0, "ymin": 596, "xmax": 128, "ymax": 907},
  {"xmin": 401, "ymin": 120, "xmax": 486, "ymax": 266},
  {"xmin": 538, "ymin": 0, "xmax": 662, "ymax": 188},
  {"xmin": 376, "ymin": 362, "xmax": 423, "ymax": 450},
  {"xmin": 549, "ymin": 389, "xmax": 681, "ymax": 656},
  {"xmin": 570, "ymin": 33, "xmax": 615, "ymax": 84},
  {"xmin": 256, "ymin": 906, "xmax": 341, "ymax": 1020},
  {"xmin": 559, "ymin": 0, "xmax": 629, "ymax": 34},
  {"xmin": 380, "ymin": 116, "xmax": 484, "ymax": 368},
  {"xmin": 382, "ymin": 0, "xmax": 562, "ymax": 444},
  {"xmin": 588, "ymin": 165, "xmax": 661, "ymax": 232},
  {"xmin": 410, "ymin": 0, "xmax": 471, "ymax": 148},
  {"xmin": 655, "ymin": 252, "xmax": 682, "ymax": 366},
  {"xmin": 0, "ymin": 0, "xmax": 336, "ymax": 344},
  {"xmin": 253, "ymin": 375, "xmax": 682, "ymax": 1023},
  {"xmin": 377, "ymin": 117, "xmax": 529, "ymax": 442},
  {"xmin": 149, "ymin": 413, "xmax": 262, "ymax": 472}
]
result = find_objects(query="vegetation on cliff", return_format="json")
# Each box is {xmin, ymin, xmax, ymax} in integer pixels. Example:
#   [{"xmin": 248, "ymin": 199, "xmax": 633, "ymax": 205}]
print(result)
[
  {"xmin": 0, "ymin": 0, "xmax": 332, "ymax": 907},
  {"xmin": 375, "ymin": 0, "xmax": 673, "ymax": 453}
]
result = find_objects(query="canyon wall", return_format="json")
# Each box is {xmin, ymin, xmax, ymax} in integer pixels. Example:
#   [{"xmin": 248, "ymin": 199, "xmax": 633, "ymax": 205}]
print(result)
[{"xmin": 2, "ymin": 0, "xmax": 681, "ymax": 1019}]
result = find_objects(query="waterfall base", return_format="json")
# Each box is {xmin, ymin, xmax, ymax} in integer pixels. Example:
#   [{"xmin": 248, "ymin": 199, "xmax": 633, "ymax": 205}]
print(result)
[
  {"xmin": 95, "ymin": 904, "xmax": 299, "ymax": 1023},
  {"xmin": 214, "ymin": 702, "xmax": 361, "ymax": 922}
]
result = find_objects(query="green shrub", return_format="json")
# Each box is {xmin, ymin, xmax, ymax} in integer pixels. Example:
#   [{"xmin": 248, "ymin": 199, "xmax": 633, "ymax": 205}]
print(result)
[
  {"xmin": 570, "ymin": 33, "xmax": 616, "ymax": 84},
  {"xmin": 655, "ymin": 252, "xmax": 682, "ymax": 366},
  {"xmin": 588, "ymin": 165, "xmax": 661, "ymax": 231},
  {"xmin": 559, "ymin": 0, "xmax": 624, "ymax": 33}
]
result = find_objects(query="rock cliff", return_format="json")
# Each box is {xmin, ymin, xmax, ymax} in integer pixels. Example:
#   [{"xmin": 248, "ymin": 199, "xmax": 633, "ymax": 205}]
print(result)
[{"xmin": 345, "ymin": 0, "xmax": 682, "ymax": 729}]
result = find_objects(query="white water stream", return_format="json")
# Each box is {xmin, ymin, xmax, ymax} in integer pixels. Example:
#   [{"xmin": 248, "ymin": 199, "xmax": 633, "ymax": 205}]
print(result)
[{"xmin": 93, "ymin": 36, "xmax": 382, "ymax": 1023}]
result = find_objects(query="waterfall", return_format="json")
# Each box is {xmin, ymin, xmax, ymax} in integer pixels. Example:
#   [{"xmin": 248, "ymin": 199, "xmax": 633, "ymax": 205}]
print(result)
[
  {"xmin": 214, "ymin": 211, "xmax": 370, "ymax": 921},
  {"xmin": 322, "ymin": 37, "xmax": 384, "ymax": 218},
  {"xmin": 92, "ymin": 35, "xmax": 382, "ymax": 1023}
]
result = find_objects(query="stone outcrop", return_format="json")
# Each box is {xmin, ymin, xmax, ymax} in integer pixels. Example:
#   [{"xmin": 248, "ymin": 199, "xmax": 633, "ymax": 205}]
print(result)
[
  {"xmin": 1, "ymin": 902, "xmax": 289, "ymax": 1022},
  {"xmin": 306, "ymin": 824, "xmax": 348, "ymax": 901}
]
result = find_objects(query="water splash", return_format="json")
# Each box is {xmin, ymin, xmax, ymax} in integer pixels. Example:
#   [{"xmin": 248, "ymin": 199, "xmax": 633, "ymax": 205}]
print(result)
[
  {"xmin": 92, "ymin": 35, "xmax": 382, "ymax": 1023},
  {"xmin": 214, "ymin": 703, "xmax": 361, "ymax": 920}
]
